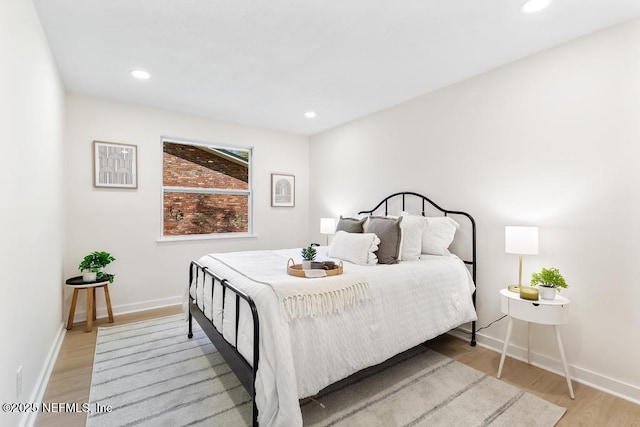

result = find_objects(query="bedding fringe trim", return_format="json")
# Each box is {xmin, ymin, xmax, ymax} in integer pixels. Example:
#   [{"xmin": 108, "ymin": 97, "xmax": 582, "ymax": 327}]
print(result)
[
  {"xmin": 282, "ymin": 282, "xmax": 369, "ymax": 320},
  {"xmin": 202, "ymin": 252, "xmax": 371, "ymax": 321}
]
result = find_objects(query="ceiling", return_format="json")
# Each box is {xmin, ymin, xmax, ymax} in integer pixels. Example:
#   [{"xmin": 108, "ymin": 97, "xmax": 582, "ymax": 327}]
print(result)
[{"xmin": 33, "ymin": 0, "xmax": 640, "ymax": 136}]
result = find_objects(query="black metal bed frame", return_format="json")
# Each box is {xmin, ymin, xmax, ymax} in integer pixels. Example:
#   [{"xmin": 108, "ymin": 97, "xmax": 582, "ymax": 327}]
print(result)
[
  {"xmin": 187, "ymin": 263, "xmax": 260, "ymax": 425},
  {"xmin": 187, "ymin": 192, "xmax": 477, "ymax": 427}
]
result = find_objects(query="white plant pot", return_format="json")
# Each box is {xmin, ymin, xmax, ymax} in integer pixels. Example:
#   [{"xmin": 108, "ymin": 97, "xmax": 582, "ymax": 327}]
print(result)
[
  {"xmin": 82, "ymin": 272, "xmax": 97, "ymax": 282},
  {"xmin": 539, "ymin": 286, "xmax": 557, "ymax": 300},
  {"xmin": 302, "ymin": 260, "xmax": 312, "ymax": 270}
]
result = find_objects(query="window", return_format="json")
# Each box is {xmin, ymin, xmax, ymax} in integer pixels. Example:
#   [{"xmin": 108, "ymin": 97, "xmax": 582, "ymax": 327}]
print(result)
[{"xmin": 162, "ymin": 138, "xmax": 252, "ymax": 238}]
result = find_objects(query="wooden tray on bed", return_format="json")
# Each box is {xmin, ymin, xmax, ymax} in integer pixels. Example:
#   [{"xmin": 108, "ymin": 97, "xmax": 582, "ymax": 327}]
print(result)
[{"xmin": 287, "ymin": 258, "xmax": 343, "ymax": 278}]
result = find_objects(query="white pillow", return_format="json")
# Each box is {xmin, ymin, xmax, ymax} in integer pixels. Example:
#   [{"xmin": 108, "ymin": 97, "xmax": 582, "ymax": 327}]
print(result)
[
  {"xmin": 421, "ymin": 216, "xmax": 459, "ymax": 256},
  {"xmin": 328, "ymin": 230, "xmax": 380, "ymax": 265},
  {"xmin": 399, "ymin": 213, "xmax": 427, "ymax": 261}
]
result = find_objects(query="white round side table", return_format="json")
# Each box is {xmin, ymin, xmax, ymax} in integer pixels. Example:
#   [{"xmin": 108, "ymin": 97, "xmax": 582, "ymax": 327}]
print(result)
[{"xmin": 497, "ymin": 288, "xmax": 574, "ymax": 399}]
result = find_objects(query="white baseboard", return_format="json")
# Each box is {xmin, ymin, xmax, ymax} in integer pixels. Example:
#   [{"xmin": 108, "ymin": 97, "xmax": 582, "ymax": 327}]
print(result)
[
  {"xmin": 447, "ymin": 328, "xmax": 640, "ymax": 405},
  {"xmin": 71, "ymin": 296, "xmax": 183, "ymax": 323},
  {"xmin": 20, "ymin": 322, "xmax": 66, "ymax": 427},
  {"xmin": 24, "ymin": 296, "xmax": 182, "ymax": 427},
  {"xmin": 39, "ymin": 300, "xmax": 640, "ymax": 423}
]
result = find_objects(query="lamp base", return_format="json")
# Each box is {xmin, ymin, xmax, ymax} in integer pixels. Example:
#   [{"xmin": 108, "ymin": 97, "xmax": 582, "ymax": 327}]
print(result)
[
  {"xmin": 519, "ymin": 286, "xmax": 539, "ymax": 301},
  {"xmin": 507, "ymin": 285, "xmax": 520, "ymax": 293}
]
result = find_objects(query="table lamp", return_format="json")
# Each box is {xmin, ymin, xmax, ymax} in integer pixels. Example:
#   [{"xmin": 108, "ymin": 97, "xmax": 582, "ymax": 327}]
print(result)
[
  {"xmin": 505, "ymin": 226, "xmax": 539, "ymax": 291},
  {"xmin": 320, "ymin": 217, "xmax": 336, "ymax": 246}
]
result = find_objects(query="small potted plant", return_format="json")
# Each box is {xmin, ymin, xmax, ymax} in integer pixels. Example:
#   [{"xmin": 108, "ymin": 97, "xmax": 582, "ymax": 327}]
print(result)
[
  {"xmin": 530, "ymin": 267, "xmax": 567, "ymax": 300},
  {"xmin": 78, "ymin": 251, "xmax": 116, "ymax": 283},
  {"xmin": 300, "ymin": 245, "xmax": 317, "ymax": 270}
]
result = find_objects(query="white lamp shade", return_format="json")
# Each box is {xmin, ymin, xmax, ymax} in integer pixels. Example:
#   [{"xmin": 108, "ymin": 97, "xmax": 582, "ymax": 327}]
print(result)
[
  {"xmin": 505, "ymin": 226, "xmax": 539, "ymax": 255},
  {"xmin": 320, "ymin": 217, "xmax": 336, "ymax": 234}
]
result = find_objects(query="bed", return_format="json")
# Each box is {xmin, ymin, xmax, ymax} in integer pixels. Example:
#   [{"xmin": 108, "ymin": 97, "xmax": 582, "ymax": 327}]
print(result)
[{"xmin": 187, "ymin": 192, "xmax": 478, "ymax": 426}]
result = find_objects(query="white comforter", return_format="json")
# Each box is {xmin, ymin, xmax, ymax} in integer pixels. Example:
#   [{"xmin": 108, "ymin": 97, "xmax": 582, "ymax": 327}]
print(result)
[{"xmin": 190, "ymin": 247, "xmax": 477, "ymax": 427}]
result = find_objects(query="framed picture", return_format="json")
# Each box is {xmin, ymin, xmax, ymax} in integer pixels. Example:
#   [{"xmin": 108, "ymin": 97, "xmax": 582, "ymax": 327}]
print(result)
[
  {"xmin": 93, "ymin": 141, "xmax": 138, "ymax": 188},
  {"xmin": 271, "ymin": 173, "xmax": 295, "ymax": 207}
]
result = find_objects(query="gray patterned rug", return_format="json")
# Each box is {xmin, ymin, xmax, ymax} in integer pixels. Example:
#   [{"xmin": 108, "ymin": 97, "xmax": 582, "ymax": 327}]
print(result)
[{"xmin": 87, "ymin": 315, "xmax": 565, "ymax": 426}]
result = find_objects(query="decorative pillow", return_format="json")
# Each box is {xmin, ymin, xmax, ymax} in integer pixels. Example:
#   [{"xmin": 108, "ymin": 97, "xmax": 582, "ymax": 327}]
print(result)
[
  {"xmin": 335, "ymin": 216, "xmax": 366, "ymax": 233},
  {"xmin": 421, "ymin": 216, "xmax": 459, "ymax": 256},
  {"xmin": 364, "ymin": 216, "xmax": 403, "ymax": 264},
  {"xmin": 376, "ymin": 214, "xmax": 402, "ymax": 260},
  {"xmin": 328, "ymin": 230, "xmax": 379, "ymax": 265},
  {"xmin": 399, "ymin": 213, "xmax": 426, "ymax": 261}
]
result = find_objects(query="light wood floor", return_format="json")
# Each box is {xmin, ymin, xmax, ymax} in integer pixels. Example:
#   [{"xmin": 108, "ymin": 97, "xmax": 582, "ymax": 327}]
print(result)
[
  {"xmin": 36, "ymin": 306, "xmax": 639, "ymax": 427},
  {"xmin": 36, "ymin": 306, "xmax": 182, "ymax": 427},
  {"xmin": 427, "ymin": 335, "xmax": 640, "ymax": 426}
]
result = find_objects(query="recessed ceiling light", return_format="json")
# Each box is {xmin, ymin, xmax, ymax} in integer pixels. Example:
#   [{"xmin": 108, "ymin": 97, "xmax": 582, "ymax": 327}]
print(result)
[
  {"xmin": 304, "ymin": 111, "xmax": 317, "ymax": 118},
  {"xmin": 130, "ymin": 69, "xmax": 150, "ymax": 79},
  {"xmin": 522, "ymin": 0, "xmax": 551, "ymax": 13}
]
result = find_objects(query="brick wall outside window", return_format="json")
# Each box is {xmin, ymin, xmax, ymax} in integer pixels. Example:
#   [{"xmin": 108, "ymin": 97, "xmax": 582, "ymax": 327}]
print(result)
[
  {"xmin": 163, "ymin": 142, "xmax": 248, "ymax": 189},
  {"xmin": 162, "ymin": 141, "xmax": 250, "ymax": 236}
]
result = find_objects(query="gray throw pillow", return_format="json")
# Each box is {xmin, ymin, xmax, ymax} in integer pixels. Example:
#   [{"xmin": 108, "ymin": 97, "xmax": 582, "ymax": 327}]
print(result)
[
  {"xmin": 366, "ymin": 216, "xmax": 403, "ymax": 264},
  {"xmin": 335, "ymin": 216, "xmax": 366, "ymax": 233}
]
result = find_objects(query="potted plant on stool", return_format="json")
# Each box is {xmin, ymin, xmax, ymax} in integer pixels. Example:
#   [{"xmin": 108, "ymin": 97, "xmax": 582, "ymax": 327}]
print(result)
[
  {"xmin": 530, "ymin": 267, "xmax": 567, "ymax": 300},
  {"xmin": 78, "ymin": 251, "xmax": 116, "ymax": 282}
]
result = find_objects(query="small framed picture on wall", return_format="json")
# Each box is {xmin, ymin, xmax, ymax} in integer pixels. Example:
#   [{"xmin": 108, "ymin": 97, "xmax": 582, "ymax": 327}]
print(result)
[
  {"xmin": 93, "ymin": 141, "xmax": 138, "ymax": 188},
  {"xmin": 271, "ymin": 173, "xmax": 295, "ymax": 207}
]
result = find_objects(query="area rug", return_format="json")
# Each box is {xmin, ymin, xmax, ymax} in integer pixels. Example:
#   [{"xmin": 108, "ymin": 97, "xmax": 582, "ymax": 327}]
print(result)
[{"xmin": 87, "ymin": 315, "xmax": 565, "ymax": 426}]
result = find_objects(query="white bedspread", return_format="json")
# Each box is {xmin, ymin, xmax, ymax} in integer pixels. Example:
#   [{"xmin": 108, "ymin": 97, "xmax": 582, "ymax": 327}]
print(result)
[
  {"xmin": 190, "ymin": 247, "xmax": 477, "ymax": 427},
  {"xmin": 207, "ymin": 251, "xmax": 370, "ymax": 320}
]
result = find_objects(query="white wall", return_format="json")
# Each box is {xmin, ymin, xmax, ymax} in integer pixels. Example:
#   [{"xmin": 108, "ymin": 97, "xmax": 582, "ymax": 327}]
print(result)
[
  {"xmin": 4, "ymin": 2, "xmax": 637, "ymax": 417},
  {"xmin": 309, "ymin": 18, "xmax": 640, "ymax": 402},
  {"xmin": 64, "ymin": 94, "xmax": 309, "ymax": 318},
  {"xmin": 0, "ymin": 1, "xmax": 66, "ymax": 426}
]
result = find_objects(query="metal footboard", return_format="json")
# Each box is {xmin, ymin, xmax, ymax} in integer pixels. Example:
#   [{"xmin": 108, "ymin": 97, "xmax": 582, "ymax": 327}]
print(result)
[{"xmin": 187, "ymin": 260, "xmax": 260, "ymax": 426}]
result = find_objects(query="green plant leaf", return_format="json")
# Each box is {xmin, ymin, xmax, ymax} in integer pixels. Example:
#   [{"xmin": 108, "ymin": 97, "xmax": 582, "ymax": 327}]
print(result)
[
  {"xmin": 530, "ymin": 267, "xmax": 567, "ymax": 290},
  {"xmin": 78, "ymin": 251, "xmax": 115, "ymax": 273},
  {"xmin": 301, "ymin": 245, "xmax": 317, "ymax": 261}
]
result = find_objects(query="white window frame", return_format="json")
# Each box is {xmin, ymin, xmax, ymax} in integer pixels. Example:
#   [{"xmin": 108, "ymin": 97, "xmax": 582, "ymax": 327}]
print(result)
[{"xmin": 158, "ymin": 136, "xmax": 254, "ymax": 242}]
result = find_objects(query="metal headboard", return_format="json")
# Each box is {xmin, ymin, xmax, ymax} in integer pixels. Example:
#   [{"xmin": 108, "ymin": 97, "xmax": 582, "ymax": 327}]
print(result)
[{"xmin": 358, "ymin": 191, "xmax": 477, "ymax": 346}]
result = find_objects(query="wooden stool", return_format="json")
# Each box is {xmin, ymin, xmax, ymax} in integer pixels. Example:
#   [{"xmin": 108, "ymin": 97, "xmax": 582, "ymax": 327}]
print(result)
[{"xmin": 65, "ymin": 275, "xmax": 114, "ymax": 332}]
